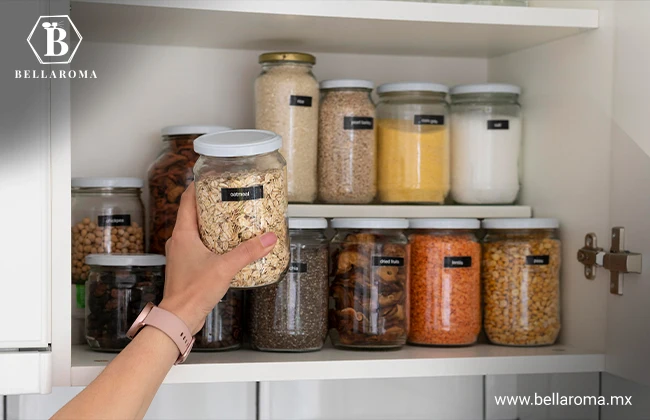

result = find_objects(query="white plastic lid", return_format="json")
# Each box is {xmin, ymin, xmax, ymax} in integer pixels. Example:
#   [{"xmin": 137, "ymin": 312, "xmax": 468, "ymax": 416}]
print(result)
[
  {"xmin": 331, "ymin": 218, "xmax": 408, "ymax": 229},
  {"xmin": 71, "ymin": 177, "xmax": 144, "ymax": 189},
  {"xmin": 482, "ymin": 218, "xmax": 559, "ymax": 230},
  {"xmin": 409, "ymin": 218, "xmax": 480, "ymax": 230},
  {"xmin": 377, "ymin": 82, "xmax": 449, "ymax": 95},
  {"xmin": 161, "ymin": 125, "xmax": 231, "ymax": 137},
  {"xmin": 289, "ymin": 217, "xmax": 328, "ymax": 230},
  {"xmin": 85, "ymin": 254, "xmax": 166, "ymax": 266},
  {"xmin": 193, "ymin": 130, "xmax": 282, "ymax": 157},
  {"xmin": 450, "ymin": 83, "xmax": 521, "ymax": 95},
  {"xmin": 320, "ymin": 79, "xmax": 374, "ymax": 90}
]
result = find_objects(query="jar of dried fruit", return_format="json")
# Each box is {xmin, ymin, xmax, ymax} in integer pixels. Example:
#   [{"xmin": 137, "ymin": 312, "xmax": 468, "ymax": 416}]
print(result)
[
  {"xmin": 147, "ymin": 125, "xmax": 231, "ymax": 255},
  {"xmin": 255, "ymin": 52, "xmax": 319, "ymax": 203},
  {"xmin": 407, "ymin": 219, "xmax": 481, "ymax": 346},
  {"xmin": 193, "ymin": 129, "xmax": 290, "ymax": 289},
  {"xmin": 482, "ymin": 218, "xmax": 561, "ymax": 347},
  {"xmin": 193, "ymin": 290, "xmax": 244, "ymax": 351},
  {"xmin": 250, "ymin": 218, "xmax": 329, "ymax": 352},
  {"xmin": 329, "ymin": 218, "xmax": 409, "ymax": 349},
  {"xmin": 85, "ymin": 254, "xmax": 165, "ymax": 351}
]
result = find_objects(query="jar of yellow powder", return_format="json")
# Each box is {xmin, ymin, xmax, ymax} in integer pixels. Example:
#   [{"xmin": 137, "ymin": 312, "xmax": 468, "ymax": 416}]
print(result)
[{"xmin": 376, "ymin": 83, "xmax": 450, "ymax": 204}]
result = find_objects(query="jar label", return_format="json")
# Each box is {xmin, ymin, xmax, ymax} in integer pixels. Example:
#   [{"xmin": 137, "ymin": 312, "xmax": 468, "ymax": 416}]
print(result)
[
  {"xmin": 487, "ymin": 119, "xmax": 510, "ymax": 130},
  {"xmin": 443, "ymin": 256, "xmax": 472, "ymax": 268},
  {"xmin": 97, "ymin": 214, "xmax": 131, "ymax": 227},
  {"xmin": 288, "ymin": 262, "xmax": 308, "ymax": 273},
  {"xmin": 372, "ymin": 256, "xmax": 404, "ymax": 267},
  {"xmin": 76, "ymin": 284, "xmax": 85, "ymax": 309},
  {"xmin": 526, "ymin": 255, "xmax": 550, "ymax": 265},
  {"xmin": 221, "ymin": 185, "xmax": 264, "ymax": 201},
  {"xmin": 414, "ymin": 115, "xmax": 445, "ymax": 125},
  {"xmin": 344, "ymin": 116, "xmax": 374, "ymax": 130},
  {"xmin": 289, "ymin": 95, "xmax": 313, "ymax": 107}
]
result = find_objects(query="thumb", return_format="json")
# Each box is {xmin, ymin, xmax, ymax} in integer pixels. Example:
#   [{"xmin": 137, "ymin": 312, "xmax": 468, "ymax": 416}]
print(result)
[{"xmin": 217, "ymin": 232, "xmax": 278, "ymax": 280}]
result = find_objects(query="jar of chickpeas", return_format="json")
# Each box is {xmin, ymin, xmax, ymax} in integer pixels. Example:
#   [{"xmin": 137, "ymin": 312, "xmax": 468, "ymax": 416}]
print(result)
[{"xmin": 481, "ymin": 218, "xmax": 561, "ymax": 347}]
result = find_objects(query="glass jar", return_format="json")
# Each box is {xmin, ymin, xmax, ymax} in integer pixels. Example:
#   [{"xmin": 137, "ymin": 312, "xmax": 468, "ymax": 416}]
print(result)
[
  {"xmin": 376, "ymin": 83, "xmax": 450, "ymax": 204},
  {"xmin": 450, "ymin": 84, "xmax": 522, "ymax": 204},
  {"xmin": 255, "ymin": 52, "xmax": 319, "ymax": 203},
  {"xmin": 482, "ymin": 218, "xmax": 561, "ymax": 346},
  {"xmin": 318, "ymin": 80, "xmax": 376, "ymax": 204},
  {"xmin": 193, "ymin": 129, "xmax": 290, "ymax": 288},
  {"xmin": 148, "ymin": 125, "xmax": 231, "ymax": 255},
  {"xmin": 250, "ymin": 218, "xmax": 329, "ymax": 352},
  {"xmin": 71, "ymin": 177, "xmax": 145, "ymax": 284},
  {"xmin": 85, "ymin": 254, "xmax": 165, "ymax": 351},
  {"xmin": 329, "ymin": 218, "xmax": 409, "ymax": 349},
  {"xmin": 408, "ymin": 219, "xmax": 481, "ymax": 346},
  {"xmin": 194, "ymin": 290, "xmax": 244, "ymax": 351}
]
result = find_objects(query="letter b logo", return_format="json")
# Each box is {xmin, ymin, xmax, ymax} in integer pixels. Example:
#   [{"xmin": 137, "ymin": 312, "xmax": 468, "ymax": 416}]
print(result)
[
  {"xmin": 42, "ymin": 22, "xmax": 69, "ymax": 56},
  {"xmin": 27, "ymin": 16, "xmax": 82, "ymax": 64}
]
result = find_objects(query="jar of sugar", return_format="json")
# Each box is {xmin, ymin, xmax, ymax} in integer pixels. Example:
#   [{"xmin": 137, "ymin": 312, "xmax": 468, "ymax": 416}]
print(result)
[{"xmin": 450, "ymin": 84, "xmax": 522, "ymax": 204}]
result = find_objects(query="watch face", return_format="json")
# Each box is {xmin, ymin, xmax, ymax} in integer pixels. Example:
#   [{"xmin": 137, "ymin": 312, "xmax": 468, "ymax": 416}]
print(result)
[{"xmin": 126, "ymin": 302, "xmax": 155, "ymax": 339}]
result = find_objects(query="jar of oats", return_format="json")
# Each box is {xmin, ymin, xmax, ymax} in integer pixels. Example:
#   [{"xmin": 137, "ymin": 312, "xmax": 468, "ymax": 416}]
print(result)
[
  {"xmin": 255, "ymin": 52, "xmax": 319, "ymax": 203},
  {"xmin": 193, "ymin": 129, "xmax": 290, "ymax": 289},
  {"xmin": 318, "ymin": 79, "xmax": 376, "ymax": 204},
  {"xmin": 482, "ymin": 218, "xmax": 561, "ymax": 347}
]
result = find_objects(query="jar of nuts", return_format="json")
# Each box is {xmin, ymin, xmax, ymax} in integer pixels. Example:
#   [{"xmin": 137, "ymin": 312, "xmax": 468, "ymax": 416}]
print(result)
[
  {"xmin": 481, "ymin": 218, "xmax": 561, "ymax": 347},
  {"xmin": 71, "ymin": 177, "xmax": 145, "ymax": 285}
]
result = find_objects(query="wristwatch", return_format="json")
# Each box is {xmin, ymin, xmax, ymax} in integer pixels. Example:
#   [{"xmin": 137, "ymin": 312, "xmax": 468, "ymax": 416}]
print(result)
[{"xmin": 127, "ymin": 302, "xmax": 195, "ymax": 364}]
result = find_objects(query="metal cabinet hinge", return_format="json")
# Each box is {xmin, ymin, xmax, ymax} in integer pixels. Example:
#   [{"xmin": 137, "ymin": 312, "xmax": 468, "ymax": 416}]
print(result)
[{"xmin": 577, "ymin": 227, "xmax": 642, "ymax": 295}]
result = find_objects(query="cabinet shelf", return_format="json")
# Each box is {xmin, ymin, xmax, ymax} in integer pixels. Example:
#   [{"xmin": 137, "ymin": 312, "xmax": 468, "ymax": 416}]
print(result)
[
  {"xmin": 71, "ymin": 344, "xmax": 604, "ymax": 386},
  {"xmin": 72, "ymin": 0, "xmax": 598, "ymax": 57},
  {"xmin": 288, "ymin": 204, "xmax": 532, "ymax": 219}
]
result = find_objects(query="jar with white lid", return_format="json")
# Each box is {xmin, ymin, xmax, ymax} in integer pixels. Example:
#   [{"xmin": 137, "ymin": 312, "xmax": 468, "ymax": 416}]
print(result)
[
  {"xmin": 450, "ymin": 84, "xmax": 523, "ymax": 204},
  {"xmin": 193, "ymin": 129, "xmax": 290, "ymax": 289},
  {"xmin": 482, "ymin": 218, "xmax": 561, "ymax": 346},
  {"xmin": 85, "ymin": 254, "xmax": 165, "ymax": 351},
  {"xmin": 330, "ymin": 218, "xmax": 409, "ymax": 349},
  {"xmin": 255, "ymin": 52, "xmax": 319, "ymax": 203},
  {"xmin": 318, "ymin": 79, "xmax": 376, "ymax": 204},
  {"xmin": 148, "ymin": 125, "xmax": 231, "ymax": 255},
  {"xmin": 376, "ymin": 82, "xmax": 450, "ymax": 204}
]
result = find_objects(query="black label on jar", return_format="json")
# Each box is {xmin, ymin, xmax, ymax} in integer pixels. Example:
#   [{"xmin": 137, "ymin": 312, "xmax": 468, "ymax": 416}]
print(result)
[
  {"xmin": 526, "ymin": 255, "xmax": 550, "ymax": 265},
  {"xmin": 221, "ymin": 185, "xmax": 264, "ymax": 201},
  {"xmin": 289, "ymin": 95, "xmax": 312, "ymax": 107},
  {"xmin": 372, "ymin": 256, "xmax": 405, "ymax": 267},
  {"xmin": 288, "ymin": 262, "xmax": 308, "ymax": 273},
  {"xmin": 443, "ymin": 256, "xmax": 472, "ymax": 268},
  {"xmin": 97, "ymin": 214, "xmax": 131, "ymax": 227},
  {"xmin": 414, "ymin": 115, "xmax": 445, "ymax": 125},
  {"xmin": 343, "ymin": 116, "xmax": 374, "ymax": 130},
  {"xmin": 487, "ymin": 120, "xmax": 510, "ymax": 130}
]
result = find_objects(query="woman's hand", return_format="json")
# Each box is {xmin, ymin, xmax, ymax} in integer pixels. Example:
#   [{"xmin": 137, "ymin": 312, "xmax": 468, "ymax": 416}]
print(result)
[{"xmin": 159, "ymin": 183, "xmax": 277, "ymax": 334}]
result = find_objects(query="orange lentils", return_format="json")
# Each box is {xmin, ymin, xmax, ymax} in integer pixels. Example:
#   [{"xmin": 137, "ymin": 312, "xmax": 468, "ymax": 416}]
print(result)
[{"xmin": 407, "ymin": 219, "xmax": 481, "ymax": 346}]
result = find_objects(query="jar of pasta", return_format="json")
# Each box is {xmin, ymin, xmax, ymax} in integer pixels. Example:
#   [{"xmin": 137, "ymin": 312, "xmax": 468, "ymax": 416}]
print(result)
[
  {"xmin": 482, "ymin": 218, "xmax": 561, "ymax": 347},
  {"xmin": 329, "ymin": 218, "xmax": 409, "ymax": 349},
  {"xmin": 408, "ymin": 219, "xmax": 481, "ymax": 346},
  {"xmin": 376, "ymin": 83, "xmax": 450, "ymax": 204}
]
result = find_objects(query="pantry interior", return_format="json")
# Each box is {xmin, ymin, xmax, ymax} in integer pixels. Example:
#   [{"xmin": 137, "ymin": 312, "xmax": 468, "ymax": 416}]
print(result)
[{"xmin": 5, "ymin": 0, "xmax": 650, "ymax": 419}]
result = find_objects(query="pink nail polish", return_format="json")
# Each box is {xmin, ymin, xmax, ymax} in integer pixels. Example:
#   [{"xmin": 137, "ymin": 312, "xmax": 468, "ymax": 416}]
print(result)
[{"xmin": 260, "ymin": 232, "xmax": 277, "ymax": 247}]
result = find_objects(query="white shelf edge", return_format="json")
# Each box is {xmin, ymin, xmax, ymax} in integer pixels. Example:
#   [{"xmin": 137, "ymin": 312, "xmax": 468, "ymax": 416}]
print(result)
[
  {"xmin": 288, "ymin": 205, "xmax": 532, "ymax": 219},
  {"xmin": 71, "ymin": 344, "xmax": 604, "ymax": 386}
]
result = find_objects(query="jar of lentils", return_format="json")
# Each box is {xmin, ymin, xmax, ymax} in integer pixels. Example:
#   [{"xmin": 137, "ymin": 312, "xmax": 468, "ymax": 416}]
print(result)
[
  {"xmin": 482, "ymin": 218, "xmax": 561, "ymax": 346},
  {"xmin": 194, "ymin": 290, "xmax": 244, "ymax": 351}
]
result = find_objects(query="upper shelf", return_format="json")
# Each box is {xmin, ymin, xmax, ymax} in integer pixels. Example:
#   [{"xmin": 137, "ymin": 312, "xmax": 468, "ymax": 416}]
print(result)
[
  {"xmin": 72, "ymin": 0, "xmax": 599, "ymax": 58},
  {"xmin": 288, "ymin": 204, "xmax": 532, "ymax": 219}
]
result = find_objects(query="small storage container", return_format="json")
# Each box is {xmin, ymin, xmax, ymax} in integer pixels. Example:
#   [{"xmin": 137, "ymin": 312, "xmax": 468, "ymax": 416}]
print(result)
[
  {"xmin": 318, "ymin": 79, "xmax": 376, "ymax": 204},
  {"xmin": 255, "ymin": 52, "xmax": 319, "ymax": 203},
  {"xmin": 250, "ymin": 218, "xmax": 329, "ymax": 352},
  {"xmin": 450, "ymin": 84, "xmax": 522, "ymax": 204},
  {"xmin": 193, "ymin": 129, "xmax": 290, "ymax": 288},
  {"xmin": 376, "ymin": 82, "xmax": 450, "ymax": 204},
  {"xmin": 408, "ymin": 219, "xmax": 481, "ymax": 346},
  {"xmin": 85, "ymin": 254, "xmax": 165, "ymax": 351},
  {"xmin": 194, "ymin": 290, "xmax": 244, "ymax": 351},
  {"xmin": 329, "ymin": 218, "xmax": 409, "ymax": 349},
  {"xmin": 482, "ymin": 218, "xmax": 561, "ymax": 346},
  {"xmin": 71, "ymin": 177, "xmax": 145, "ymax": 284},
  {"xmin": 148, "ymin": 125, "xmax": 230, "ymax": 255}
]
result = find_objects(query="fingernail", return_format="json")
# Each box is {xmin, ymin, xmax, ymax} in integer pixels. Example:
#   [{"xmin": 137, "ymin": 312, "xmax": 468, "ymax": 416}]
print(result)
[{"xmin": 260, "ymin": 232, "xmax": 277, "ymax": 247}]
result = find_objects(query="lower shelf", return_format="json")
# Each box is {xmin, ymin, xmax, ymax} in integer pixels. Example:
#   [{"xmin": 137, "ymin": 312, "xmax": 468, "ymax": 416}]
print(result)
[{"xmin": 71, "ymin": 343, "xmax": 604, "ymax": 386}]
